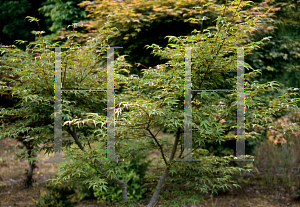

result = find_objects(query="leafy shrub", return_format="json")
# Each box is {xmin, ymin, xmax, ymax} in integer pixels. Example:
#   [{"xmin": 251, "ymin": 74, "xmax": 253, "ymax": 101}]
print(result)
[
  {"xmin": 32, "ymin": 179, "xmax": 80, "ymax": 207},
  {"xmin": 94, "ymin": 153, "xmax": 151, "ymax": 205},
  {"xmin": 32, "ymin": 176, "xmax": 96, "ymax": 207},
  {"xmin": 74, "ymin": 183, "xmax": 96, "ymax": 201}
]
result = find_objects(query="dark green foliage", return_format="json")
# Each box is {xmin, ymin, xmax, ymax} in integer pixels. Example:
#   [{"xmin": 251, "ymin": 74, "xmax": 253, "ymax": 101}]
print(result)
[
  {"xmin": 33, "ymin": 176, "xmax": 96, "ymax": 207},
  {"xmin": 106, "ymin": 16, "xmax": 205, "ymax": 76},
  {"xmin": 202, "ymin": 137, "xmax": 263, "ymax": 159},
  {"xmin": 38, "ymin": 0, "xmax": 91, "ymax": 34},
  {"xmin": 243, "ymin": 0, "xmax": 300, "ymax": 110},
  {"xmin": 94, "ymin": 154, "xmax": 151, "ymax": 205},
  {"xmin": 0, "ymin": 0, "xmax": 51, "ymax": 51},
  {"xmin": 74, "ymin": 184, "xmax": 96, "ymax": 201},
  {"xmin": 33, "ymin": 179, "xmax": 80, "ymax": 207}
]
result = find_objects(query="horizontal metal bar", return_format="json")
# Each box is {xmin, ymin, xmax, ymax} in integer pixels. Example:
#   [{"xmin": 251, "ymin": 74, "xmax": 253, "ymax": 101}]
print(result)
[
  {"xmin": 174, "ymin": 159, "xmax": 255, "ymax": 162},
  {"xmin": 192, "ymin": 90, "xmax": 237, "ymax": 92},
  {"xmin": 62, "ymin": 90, "xmax": 107, "ymax": 92}
]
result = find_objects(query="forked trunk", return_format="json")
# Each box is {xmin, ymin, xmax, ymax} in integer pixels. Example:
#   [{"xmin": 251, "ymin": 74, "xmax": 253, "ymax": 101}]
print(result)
[{"xmin": 147, "ymin": 127, "xmax": 181, "ymax": 207}]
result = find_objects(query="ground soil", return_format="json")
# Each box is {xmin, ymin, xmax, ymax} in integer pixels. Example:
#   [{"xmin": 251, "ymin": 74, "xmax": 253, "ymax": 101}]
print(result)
[{"xmin": 1, "ymin": 134, "xmax": 300, "ymax": 207}]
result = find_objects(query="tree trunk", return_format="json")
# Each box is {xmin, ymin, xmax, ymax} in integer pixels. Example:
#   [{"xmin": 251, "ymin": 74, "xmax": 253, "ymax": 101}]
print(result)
[
  {"xmin": 24, "ymin": 159, "xmax": 36, "ymax": 187},
  {"xmin": 16, "ymin": 137, "xmax": 38, "ymax": 188},
  {"xmin": 147, "ymin": 167, "xmax": 170, "ymax": 207},
  {"xmin": 147, "ymin": 127, "xmax": 181, "ymax": 207},
  {"xmin": 111, "ymin": 173, "xmax": 128, "ymax": 202}
]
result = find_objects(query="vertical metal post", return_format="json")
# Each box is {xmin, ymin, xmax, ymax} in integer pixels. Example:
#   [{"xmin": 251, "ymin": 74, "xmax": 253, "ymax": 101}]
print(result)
[
  {"xmin": 107, "ymin": 47, "xmax": 115, "ymax": 161},
  {"xmin": 236, "ymin": 47, "xmax": 245, "ymax": 159},
  {"xmin": 184, "ymin": 47, "xmax": 192, "ymax": 161},
  {"xmin": 54, "ymin": 47, "xmax": 62, "ymax": 161}
]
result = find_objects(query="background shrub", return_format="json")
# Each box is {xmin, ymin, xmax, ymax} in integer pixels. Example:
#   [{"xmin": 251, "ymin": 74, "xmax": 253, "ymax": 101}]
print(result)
[
  {"xmin": 253, "ymin": 112, "xmax": 300, "ymax": 192},
  {"xmin": 32, "ymin": 174, "xmax": 95, "ymax": 207}
]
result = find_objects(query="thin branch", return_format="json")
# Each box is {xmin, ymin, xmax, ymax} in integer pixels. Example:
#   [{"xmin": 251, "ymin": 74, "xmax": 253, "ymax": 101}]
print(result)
[
  {"xmin": 222, "ymin": 0, "xmax": 228, "ymax": 17},
  {"xmin": 167, "ymin": 127, "xmax": 181, "ymax": 166},
  {"xmin": 62, "ymin": 51, "xmax": 71, "ymax": 87},
  {"xmin": 154, "ymin": 128, "xmax": 163, "ymax": 137},
  {"xmin": 66, "ymin": 125, "xmax": 87, "ymax": 153},
  {"xmin": 87, "ymin": 139, "xmax": 92, "ymax": 150},
  {"xmin": 177, "ymin": 144, "xmax": 204, "ymax": 160},
  {"xmin": 78, "ymin": 53, "xmax": 97, "ymax": 84},
  {"xmin": 146, "ymin": 127, "xmax": 168, "ymax": 166}
]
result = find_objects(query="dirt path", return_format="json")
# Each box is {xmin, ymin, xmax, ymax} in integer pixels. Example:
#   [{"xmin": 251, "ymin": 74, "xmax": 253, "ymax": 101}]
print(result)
[{"xmin": 1, "ymin": 133, "xmax": 300, "ymax": 206}]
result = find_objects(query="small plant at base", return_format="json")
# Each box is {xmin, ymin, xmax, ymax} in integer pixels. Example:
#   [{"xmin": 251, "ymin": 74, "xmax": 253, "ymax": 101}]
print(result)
[
  {"xmin": 32, "ymin": 179, "xmax": 80, "ymax": 207},
  {"xmin": 94, "ymin": 153, "xmax": 151, "ymax": 205}
]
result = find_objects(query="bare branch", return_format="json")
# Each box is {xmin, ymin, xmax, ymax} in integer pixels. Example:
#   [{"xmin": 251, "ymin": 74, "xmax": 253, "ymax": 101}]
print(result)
[{"xmin": 146, "ymin": 127, "xmax": 168, "ymax": 166}]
